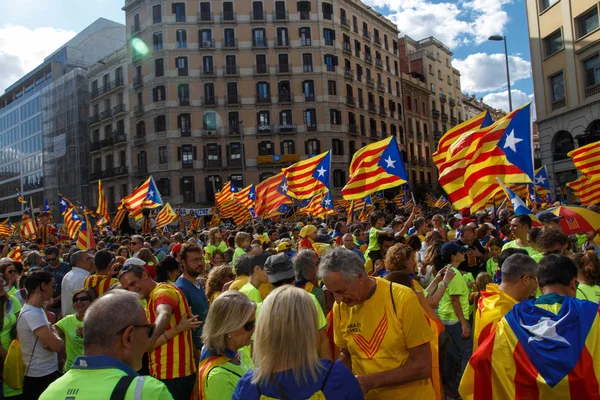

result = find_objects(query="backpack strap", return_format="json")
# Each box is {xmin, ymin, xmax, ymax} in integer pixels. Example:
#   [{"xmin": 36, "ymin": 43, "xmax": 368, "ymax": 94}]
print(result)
[
  {"xmin": 320, "ymin": 362, "xmax": 335, "ymax": 390},
  {"xmin": 577, "ymin": 286, "xmax": 589, "ymax": 300},
  {"xmin": 389, "ymin": 281, "xmax": 397, "ymax": 316},
  {"xmin": 110, "ymin": 375, "xmax": 137, "ymax": 400}
]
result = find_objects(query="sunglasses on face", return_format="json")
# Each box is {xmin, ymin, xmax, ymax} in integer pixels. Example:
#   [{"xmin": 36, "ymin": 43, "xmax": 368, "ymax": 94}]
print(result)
[
  {"xmin": 243, "ymin": 319, "xmax": 256, "ymax": 332},
  {"xmin": 117, "ymin": 323, "xmax": 155, "ymax": 338},
  {"xmin": 73, "ymin": 296, "xmax": 91, "ymax": 303},
  {"xmin": 45, "ymin": 257, "xmax": 57, "ymax": 262}
]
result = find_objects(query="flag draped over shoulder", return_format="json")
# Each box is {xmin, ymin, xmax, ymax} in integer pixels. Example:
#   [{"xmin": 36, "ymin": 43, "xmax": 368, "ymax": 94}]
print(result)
[
  {"xmin": 438, "ymin": 104, "xmax": 534, "ymax": 210},
  {"xmin": 96, "ymin": 180, "xmax": 110, "ymax": 225},
  {"xmin": 460, "ymin": 295, "xmax": 600, "ymax": 400},
  {"xmin": 342, "ymin": 136, "xmax": 408, "ymax": 200},
  {"xmin": 121, "ymin": 176, "xmax": 163, "ymax": 211},
  {"xmin": 283, "ymin": 151, "xmax": 331, "ymax": 200},
  {"xmin": 254, "ymin": 172, "xmax": 291, "ymax": 218},
  {"xmin": 567, "ymin": 175, "xmax": 600, "ymax": 205},
  {"xmin": 472, "ymin": 284, "xmax": 518, "ymax": 351},
  {"xmin": 155, "ymin": 203, "xmax": 178, "ymax": 228}
]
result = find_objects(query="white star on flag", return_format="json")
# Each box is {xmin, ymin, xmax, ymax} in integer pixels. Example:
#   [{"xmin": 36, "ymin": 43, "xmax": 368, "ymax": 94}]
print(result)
[
  {"xmin": 280, "ymin": 183, "xmax": 289, "ymax": 193},
  {"xmin": 249, "ymin": 192, "xmax": 254, "ymax": 199},
  {"xmin": 60, "ymin": 200, "xmax": 67, "ymax": 206},
  {"xmin": 503, "ymin": 129, "xmax": 523, "ymax": 152},
  {"xmin": 149, "ymin": 190, "xmax": 154, "ymax": 197},
  {"xmin": 316, "ymin": 166, "xmax": 327, "ymax": 177},
  {"xmin": 324, "ymin": 198, "xmax": 331, "ymax": 206},
  {"xmin": 384, "ymin": 156, "xmax": 396, "ymax": 169},
  {"xmin": 535, "ymin": 175, "xmax": 547, "ymax": 185}
]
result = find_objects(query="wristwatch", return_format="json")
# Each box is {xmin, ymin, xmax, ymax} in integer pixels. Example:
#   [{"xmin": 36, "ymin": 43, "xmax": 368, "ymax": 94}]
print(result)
[{"xmin": 441, "ymin": 282, "xmax": 449, "ymax": 288}]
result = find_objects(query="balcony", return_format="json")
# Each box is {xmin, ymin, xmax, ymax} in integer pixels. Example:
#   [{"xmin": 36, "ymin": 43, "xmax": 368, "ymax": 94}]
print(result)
[
  {"xmin": 225, "ymin": 94, "xmax": 240, "ymax": 106},
  {"xmin": 197, "ymin": 11, "xmax": 213, "ymax": 22},
  {"xmin": 114, "ymin": 133, "xmax": 127, "ymax": 144},
  {"xmin": 341, "ymin": 16, "xmax": 350, "ymax": 28},
  {"xmin": 101, "ymin": 136, "xmax": 114, "ymax": 148},
  {"xmin": 273, "ymin": 10, "xmax": 288, "ymax": 21},
  {"xmin": 257, "ymin": 154, "xmax": 299, "ymax": 165},
  {"xmin": 432, "ymin": 109, "xmax": 440, "ymax": 118},
  {"xmin": 256, "ymin": 125, "xmax": 273, "ymax": 135},
  {"xmin": 423, "ymin": 132, "xmax": 429, "ymax": 140},
  {"xmin": 374, "ymin": 36, "xmax": 381, "ymax": 46},
  {"xmin": 134, "ymin": 105, "xmax": 144, "ymax": 116},
  {"xmin": 277, "ymin": 64, "xmax": 292, "ymax": 74},
  {"xmin": 449, "ymin": 97, "xmax": 456, "ymax": 107},
  {"xmin": 179, "ymin": 97, "xmax": 190, "ymax": 106},
  {"xmin": 307, "ymin": 124, "xmax": 318, "ymax": 132},
  {"xmin": 275, "ymin": 37, "xmax": 290, "ymax": 48},
  {"xmin": 131, "ymin": 24, "xmax": 141, "ymax": 35},
  {"xmin": 201, "ymin": 128, "xmax": 218, "ymax": 137},
  {"xmin": 252, "ymin": 39, "xmax": 267, "ymax": 49},
  {"xmin": 224, "ymin": 64, "xmax": 239, "ymax": 76},
  {"xmin": 102, "ymin": 168, "xmax": 115, "ymax": 179},
  {"xmin": 364, "ymin": 53, "xmax": 373, "ymax": 64},
  {"xmin": 368, "ymin": 103, "xmax": 377, "ymax": 113},
  {"xmin": 344, "ymin": 68, "xmax": 354, "ymax": 80},
  {"xmin": 451, "ymin": 117, "xmax": 458, "ymax": 125},
  {"xmin": 416, "ymin": 132, "xmax": 422, "ymax": 142},
  {"xmin": 254, "ymin": 65, "xmax": 269, "ymax": 75},
  {"xmin": 375, "ymin": 59, "xmax": 383, "ymax": 69},
  {"xmin": 221, "ymin": 11, "xmax": 236, "ymax": 22},
  {"xmin": 228, "ymin": 158, "xmax": 243, "ymax": 167},
  {"xmin": 113, "ymin": 103, "xmax": 125, "ymax": 115},
  {"xmin": 434, "ymin": 130, "xmax": 443, "ymax": 140},
  {"xmin": 370, "ymin": 130, "xmax": 378, "ymax": 138},
  {"xmin": 136, "ymin": 165, "xmax": 148, "ymax": 176},
  {"xmin": 205, "ymin": 160, "xmax": 222, "ymax": 169},
  {"xmin": 90, "ymin": 88, "xmax": 100, "ymax": 99},
  {"xmin": 552, "ymin": 98, "xmax": 566, "ymax": 110},
  {"xmin": 363, "ymin": 30, "xmax": 371, "ymax": 40},
  {"xmin": 251, "ymin": 10, "xmax": 266, "ymax": 22},
  {"xmin": 277, "ymin": 124, "xmax": 297, "ymax": 134},
  {"xmin": 256, "ymin": 95, "xmax": 271, "ymax": 104},
  {"xmin": 201, "ymin": 68, "xmax": 216, "ymax": 77},
  {"xmin": 349, "ymin": 124, "xmax": 358, "ymax": 135},
  {"xmin": 440, "ymin": 93, "xmax": 447, "ymax": 103},
  {"xmin": 133, "ymin": 76, "xmax": 143, "ymax": 88},
  {"xmin": 366, "ymin": 77, "xmax": 375, "ymax": 88},
  {"xmin": 278, "ymin": 92, "xmax": 293, "ymax": 104},
  {"xmin": 441, "ymin": 113, "xmax": 449, "ymax": 123},
  {"xmin": 343, "ymin": 42, "xmax": 352, "ymax": 54},
  {"xmin": 199, "ymin": 39, "xmax": 215, "ymax": 50},
  {"xmin": 377, "ymin": 82, "xmax": 385, "ymax": 92},
  {"xmin": 223, "ymin": 39, "xmax": 237, "ymax": 49},
  {"xmin": 100, "ymin": 110, "xmax": 112, "ymax": 120},
  {"xmin": 585, "ymin": 83, "xmax": 600, "ymax": 98},
  {"xmin": 134, "ymin": 134, "xmax": 146, "ymax": 146},
  {"xmin": 379, "ymin": 107, "xmax": 387, "ymax": 117},
  {"xmin": 301, "ymin": 38, "xmax": 312, "ymax": 46},
  {"xmin": 228, "ymin": 125, "xmax": 242, "ymax": 135},
  {"xmin": 346, "ymin": 96, "xmax": 355, "ymax": 107},
  {"xmin": 114, "ymin": 166, "xmax": 128, "ymax": 176},
  {"xmin": 90, "ymin": 141, "xmax": 101, "ymax": 152},
  {"xmin": 302, "ymin": 64, "xmax": 314, "ymax": 73},
  {"xmin": 202, "ymin": 96, "xmax": 217, "ymax": 107},
  {"xmin": 304, "ymin": 94, "xmax": 315, "ymax": 102},
  {"xmin": 89, "ymin": 114, "xmax": 100, "ymax": 125}
]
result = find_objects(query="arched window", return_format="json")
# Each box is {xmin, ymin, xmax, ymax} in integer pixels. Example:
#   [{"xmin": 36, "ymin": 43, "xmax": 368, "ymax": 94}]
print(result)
[
  {"xmin": 579, "ymin": 120, "xmax": 600, "ymax": 147},
  {"xmin": 552, "ymin": 131, "xmax": 575, "ymax": 161}
]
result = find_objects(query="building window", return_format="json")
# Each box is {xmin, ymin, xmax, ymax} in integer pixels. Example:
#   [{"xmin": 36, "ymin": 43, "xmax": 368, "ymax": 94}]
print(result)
[
  {"xmin": 328, "ymin": 80, "xmax": 337, "ymax": 95},
  {"xmin": 330, "ymin": 109, "xmax": 341, "ymax": 125},
  {"xmin": 279, "ymin": 109, "xmax": 293, "ymax": 126},
  {"xmin": 203, "ymin": 56, "xmax": 214, "ymax": 74},
  {"xmin": 305, "ymin": 109, "xmax": 317, "ymax": 130},
  {"xmin": 303, "ymin": 80, "xmax": 315, "ymax": 100},
  {"xmin": 176, "ymin": 29, "xmax": 187, "ymax": 48},
  {"xmin": 540, "ymin": 0, "xmax": 559, "ymax": 12},
  {"xmin": 577, "ymin": 7, "xmax": 599, "ymax": 38},
  {"xmin": 300, "ymin": 27, "xmax": 311, "ymax": 46},
  {"xmin": 178, "ymin": 84, "xmax": 189, "ymax": 105},
  {"xmin": 224, "ymin": 28, "xmax": 236, "ymax": 47},
  {"xmin": 199, "ymin": 2, "xmax": 211, "ymax": 21},
  {"xmin": 154, "ymin": 115, "xmax": 166, "ymax": 132},
  {"xmin": 545, "ymin": 30, "xmax": 563, "ymax": 57},
  {"xmin": 322, "ymin": 2, "xmax": 332, "ymax": 19},
  {"xmin": 176, "ymin": 57, "xmax": 188, "ymax": 76},
  {"xmin": 550, "ymin": 72, "xmax": 565, "ymax": 102},
  {"xmin": 206, "ymin": 143, "xmax": 220, "ymax": 163},
  {"xmin": 204, "ymin": 111, "xmax": 217, "ymax": 130},
  {"xmin": 302, "ymin": 53, "xmax": 313, "ymax": 72},
  {"xmin": 155, "ymin": 58, "xmax": 164, "ymax": 77},
  {"xmin": 323, "ymin": 28, "xmax": 335, "ymax": 46},
  {"xmin": 156, "ymin": 178, "xmax": 170, "ymax": 197},
  {"xmin": 181, "ymin": 177, "xmax": 195, "ymax": 203},
  {"xmin": 153, "ymin": 86, "xmax": 166, "ymax": 102},
  {"xmin": 275, "ymin": 1, "xmax": 287, "ymax": 19},
  {"xmin": 324, "ymin": 54, "xmax": 337, "ymax": 72},
  {"xmin": 257, "ymin": 82, "xmax": 270, "ymax": 102},
  {"xmin": 281, "ymin": 140, "xmax": 295, "ymax": 154},
  {"xmin": 253, "ymin": 28, "xmax": 266, "ymax": 47},
  {"xmin": 153, "ymin": 5, "xmax": 162, "ymax": 23},
  {"xmin": 178, "ymin": 113, "xmax": 191, "ymax": 135},
  {"xmin": 259, "ymin": 141, "xmax": 274, "ymax": 155},
  {"xmin": 306, "ymin": 139, "xmax": 320, "ymax": 155},
  {"xmin": 257, "ymin": 111, "xmax": 271, "ymax": 130},
  {"xmin": 136, "ymin": 121, "xmax": 145, "ymax": 137},
  {"xmin": 229, "ymin": 142, "xmax": 242, "ymax": 162},
  {"xmin": 332, "ymin": 139, "xmax": 343, "ymax": 155},
  {"xmin": 158, "ymin": 146, "xmax": 168, "ymax": 164},
  {"xmin": 153, "ymin": 32, "xmax": 163, "ymax": 50},
  {"xmin": 583, "ymin": 54, "xmax": 600, "ymax": 88},
  {"xmin": 333, "ymin": 170, "xmax": 346, "ymax": 187},
  {"xmin": 172, "ymin": 2, "xmax": 186, "ymax": 22}
]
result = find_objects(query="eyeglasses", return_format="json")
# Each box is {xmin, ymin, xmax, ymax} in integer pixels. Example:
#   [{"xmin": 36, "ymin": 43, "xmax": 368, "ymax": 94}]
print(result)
[
  {"xmin": 73, "ymin": 296, "xmax": 91, "ymax": 303},
  {"xmin": 116, "ymin": 324, "xmax": 155, "ymax": 338},
  {"xmin": 243, "ymin": 319, "xmax": 256, "ymax": 332},
  {"xmin": 45, "ymin": 257, "xmax": 57, "ymax": 262}
]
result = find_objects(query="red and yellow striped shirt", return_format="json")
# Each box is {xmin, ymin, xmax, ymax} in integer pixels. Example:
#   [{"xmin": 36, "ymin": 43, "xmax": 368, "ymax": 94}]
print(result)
[
  {"xmin": 146, "ymin": 283, "xmax": 196, "ymax": 379},
  {"xmin": 83, "ymin": 275, "xmax": 119, "ymax": 298}
]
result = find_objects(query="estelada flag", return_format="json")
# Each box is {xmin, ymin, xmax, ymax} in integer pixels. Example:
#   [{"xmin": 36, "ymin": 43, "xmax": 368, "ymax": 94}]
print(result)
[
  {"xmin": 460, "ymin": 294, "xmax": 600, "ymax": 399},
  {"xmin": 472, "ymin": 283, "xmax": 518, "ymax": 352},
  {"xmin": 7, "ymin": 246, "xmax": 22, "ymax": 263}
]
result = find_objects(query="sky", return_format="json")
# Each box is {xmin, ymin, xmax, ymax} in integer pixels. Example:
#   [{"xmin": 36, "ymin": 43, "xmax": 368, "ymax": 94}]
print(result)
[{"xmin": 0, "ymin": 0, "xmax": 533, "ymax": 113}]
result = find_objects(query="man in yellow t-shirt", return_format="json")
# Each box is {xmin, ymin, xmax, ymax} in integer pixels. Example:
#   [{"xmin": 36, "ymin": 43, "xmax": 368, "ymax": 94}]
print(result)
[{"xmin": 319, "ymin": 247, "xmax": 435, "ymax": 399}]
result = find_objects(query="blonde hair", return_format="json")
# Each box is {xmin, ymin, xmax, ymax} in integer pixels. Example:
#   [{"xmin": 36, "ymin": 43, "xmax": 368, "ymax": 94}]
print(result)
[
  {"xmin": 251, "ymin": 286, "xmax": 324, "ymax": 386},
  {"xmin": 235, "ymin": 232, "xmax": 252, "ymax": 248},
  {"xmin": 475, "ymin": 272, "xmax": 492, "ymax": 292},
  {"xmin": 201, "ymin": 290, "xmax": 256, "ymax": 355}
]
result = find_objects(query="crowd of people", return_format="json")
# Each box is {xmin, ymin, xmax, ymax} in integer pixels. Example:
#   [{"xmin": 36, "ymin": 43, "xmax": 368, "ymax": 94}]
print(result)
[{"xmin": 0, "ymin": 202, "xmax": 599, "ymax": 399}]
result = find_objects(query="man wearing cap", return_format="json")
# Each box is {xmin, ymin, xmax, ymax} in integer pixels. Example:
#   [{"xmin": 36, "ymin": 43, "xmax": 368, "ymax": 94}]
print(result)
[
  {"xmin": 37, "ymin": 212, "xmax": 58, "ymax": 246},
  {"xmin": 276, "ymin": 240, "xmax": 296, "ymax": 259},
  {"xmin": 502, "ymin": 215, "xmax": 543, "ymax": 262},
  {"xmin": 299, "ymin": 225, "xmax": 318, "ymax": 251},
  {"xmin": 265, "ymin": 253, "xmax": 332, "ymax": 361},
  {"xmin": 537, "ymin": 210, "xmax": 564, "ymax": 231}
]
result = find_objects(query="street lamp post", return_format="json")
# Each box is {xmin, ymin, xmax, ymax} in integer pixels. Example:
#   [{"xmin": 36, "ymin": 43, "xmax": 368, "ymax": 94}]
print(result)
[{"xmin": 488, "ymin": 35, "xmax": 512, "ymax": 112}]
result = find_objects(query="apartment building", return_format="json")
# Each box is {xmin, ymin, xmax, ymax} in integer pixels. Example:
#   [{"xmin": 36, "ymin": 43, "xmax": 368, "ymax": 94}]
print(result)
[
  {"xmin": 461, "ymin": 93, "xmax": 507, "ymax": 121},
  {"xmin": 525, "ymin": 0, "xmax": 600, "ymax": 197},
  {"xmin": 121, "ymin": 0, "xmax": 403, "ymax": 206},
  {"xmin": 88, "ymin": 46, "xmax": 133, "ymax": 211},
  {"xmin": 0, "ymin": 18, "xmax": 125, "ymax": 219}
]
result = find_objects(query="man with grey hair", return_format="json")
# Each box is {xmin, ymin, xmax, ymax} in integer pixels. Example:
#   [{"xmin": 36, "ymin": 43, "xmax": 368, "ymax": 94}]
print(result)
[
  {"xmin": 319, "ymin": 247, "xmax": 435, "ymax": 398},
  {"xmin": 293, "ymin": 250, "xmax": 326, "ymax": 313},
  {"xmin": 342, "ymin": 233, "xmax": 364, "ymax": 259},
  {"xmin": 40, "ymin": 290, "xmax": 173, "ymax": 399},
  {"xmin": 472, "ymin": 253, "xmax": 538, "ymax": 351},
  {"xmin": 129, "ymin": 235, "xmax": 145, "ymax": 257},
  {"xmin": 61, "ymin": 250, "xmax": 95, "ymax": 317}
]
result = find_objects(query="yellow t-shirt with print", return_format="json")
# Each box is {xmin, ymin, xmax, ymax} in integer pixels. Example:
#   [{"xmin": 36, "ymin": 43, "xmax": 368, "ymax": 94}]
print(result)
[
  {"xmin": 230, "ymin": 276, "xmax": 273, "ymax": 300},
  {"xmin": 333, "ymin": 278, "xmax": 435, "ymax": 399}
]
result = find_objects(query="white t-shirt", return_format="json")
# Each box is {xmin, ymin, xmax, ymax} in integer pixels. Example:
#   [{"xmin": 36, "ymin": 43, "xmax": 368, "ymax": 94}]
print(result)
[
  {"xmin": 61, "ymin": 267, "xmax": 90, "ymax": 317},
  {"xmin": 17, "ymin": 304, "xmax": 58, "ymax": 377}
]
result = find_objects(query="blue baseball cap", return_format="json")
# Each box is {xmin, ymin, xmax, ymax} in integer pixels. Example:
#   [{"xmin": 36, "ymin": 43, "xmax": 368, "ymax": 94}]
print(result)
[{"xmin": 441, "ymin": 242, "xmax": 468, "ymax": 258}]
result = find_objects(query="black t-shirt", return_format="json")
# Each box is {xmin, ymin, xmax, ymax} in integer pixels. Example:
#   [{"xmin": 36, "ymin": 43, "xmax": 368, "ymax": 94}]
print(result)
[{"xmin": 456, "ymin": 239, "xmax": 487, "ymax": 276}]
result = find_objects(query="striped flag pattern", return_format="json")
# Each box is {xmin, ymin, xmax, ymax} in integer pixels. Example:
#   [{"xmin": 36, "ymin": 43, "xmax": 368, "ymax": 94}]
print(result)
[
  {"xmin": 283, "ymin": 151, "xmax": 331, "ymax": 200},
  {"xmin": 7, "ymin": 246, "xmax": 22, "ymax": 263},
  {"xmin": 567, "ymin": 175, "xmax": 600, "ymax": 205},
  {"xmin": 155, "ymin": 203, "xmax": 178, "ymax": 228},
  {"xmin": 64, "ymin": 207, "xmax": 83, "ymax": 239},
  {"xmin": 254, "ymin": 172, "xmax": 291, "ymax": 218},
  {"xmin": 214, "ymin": 181, "xmax": 239, "ymax": 207},
  {"xmin": 76, "ymin": 212, "xmax": 96, "ymax": 250},
  {"xmin": 96, "ymin": 180, "xmax": 110, "ymax": 225},
  {"xmin": 568, "ymin": 140, "xmax": 600, "ymax": 178},
  {"xmin": 121, "ymin": 176, "xmax": 163, "ymax": 211}
]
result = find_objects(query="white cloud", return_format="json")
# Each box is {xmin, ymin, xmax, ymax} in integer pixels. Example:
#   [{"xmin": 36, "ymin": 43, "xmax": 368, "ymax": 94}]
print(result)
[
  {"xmin": 0, "ymin": 24, "xmax": 76, "ymax": 93},
  {"xmin": 453, "ymin": 53, "xmax": 532, "ymax": 93},
  {"xmin": 364, "ymin": 0, "xmax": 512, "ymax": 48},
  {"xmin": 482, "ymin": 89, "xmax": 535, "ymax": 114}
]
